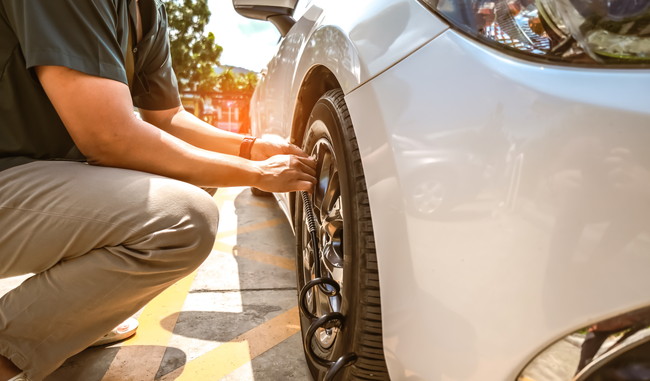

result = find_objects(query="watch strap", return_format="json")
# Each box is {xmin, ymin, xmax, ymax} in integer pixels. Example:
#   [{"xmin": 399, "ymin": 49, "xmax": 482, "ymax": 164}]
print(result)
[{"xmin": 239, "ymin": 136, "xmax": 257, "ymax": 160}]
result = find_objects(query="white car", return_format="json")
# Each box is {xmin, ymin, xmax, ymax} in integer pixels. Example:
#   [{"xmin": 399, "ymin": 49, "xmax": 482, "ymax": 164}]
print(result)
[{"xmin": 233, "ymin": 0, "xmax": 650, "ymax": 380}]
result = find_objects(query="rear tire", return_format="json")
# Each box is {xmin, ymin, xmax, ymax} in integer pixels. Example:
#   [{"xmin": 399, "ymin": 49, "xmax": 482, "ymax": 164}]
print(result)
[{"xmin": 295, "ymin": 89, "xmax": 389, "ymax": 380}]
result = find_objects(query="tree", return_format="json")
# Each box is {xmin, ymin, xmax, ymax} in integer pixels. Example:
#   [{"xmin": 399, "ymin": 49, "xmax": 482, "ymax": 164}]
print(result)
[
  {"xmin": 215, "ymin": 69, "xmax": 259, "ymax": 93},
  {"xmin": 216, "ymin": 68, "xmax": 238, "ymax": 92},
  {"xmin": 236, "ymin": 72, "xmax": 259, "ymax": 94},
  {"xmin": 162, "ymin": 0, "xmax": 222, "ymax": 92}
]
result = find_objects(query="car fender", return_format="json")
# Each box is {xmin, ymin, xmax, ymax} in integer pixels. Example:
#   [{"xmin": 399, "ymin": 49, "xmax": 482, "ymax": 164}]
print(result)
[
  {"xmin": 292, "ymin": 0, "xmax": 448, "ymax": 94},
  {"xmin": 275, "ymin": 0, "xmax": 449, "ymax": 140},
  {"xmin": 251, "ymin": 0, "xmax": 447, "ymax": 139}
]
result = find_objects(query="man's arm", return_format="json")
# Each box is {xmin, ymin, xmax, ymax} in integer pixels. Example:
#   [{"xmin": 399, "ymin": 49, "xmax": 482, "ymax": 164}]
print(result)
[
  {"xmin": 139, "ymin": 107, "xmax": 307, "ymax": 160},
  {"xmin": 36, "ymin": 66, "xmax": 316, "ymax": 192}
]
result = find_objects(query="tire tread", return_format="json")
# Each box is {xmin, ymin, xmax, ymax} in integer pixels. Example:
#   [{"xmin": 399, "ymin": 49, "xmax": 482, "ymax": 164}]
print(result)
[
  {"xmin": 325, "ymin": 89, "xmax": 390, "ymax": 380},
  {"xmin": 298, "ymin": 89, "xmax": 390, "ymax": 380}
]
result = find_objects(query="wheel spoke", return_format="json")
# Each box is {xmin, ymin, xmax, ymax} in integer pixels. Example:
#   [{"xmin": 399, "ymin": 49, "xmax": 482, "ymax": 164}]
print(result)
[
  {"xmin": 323, "ymin": 201, "xmax": 343, "ymax": 238},
  {"xmin": 322, "ymin": 242, "xmax": 344, "ymax": 283},
  {"xmin": 314, "ymin": 146, "xmax": 333, "ymax": 219},
  {"xmin": 320, "ymin": 167, "xmax": 340, "ymax": 217}
]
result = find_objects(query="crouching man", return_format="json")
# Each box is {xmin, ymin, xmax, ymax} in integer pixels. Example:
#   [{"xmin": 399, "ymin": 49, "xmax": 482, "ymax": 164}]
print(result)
[{"xmin": 0, "ymin": 1, "xmax": 316, "ymax": 380}]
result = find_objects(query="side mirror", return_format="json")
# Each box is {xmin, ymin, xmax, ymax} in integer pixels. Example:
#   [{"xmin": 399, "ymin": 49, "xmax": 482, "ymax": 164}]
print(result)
[{"xmin": 232, "ymin": 0, "xmax": 298, "ymax": 37}]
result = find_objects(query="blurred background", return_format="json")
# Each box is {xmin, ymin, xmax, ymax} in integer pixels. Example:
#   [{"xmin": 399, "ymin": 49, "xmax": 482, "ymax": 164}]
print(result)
[{"xmin": 163, "ymin": 0, "xmax": 278, "ymax": 134}]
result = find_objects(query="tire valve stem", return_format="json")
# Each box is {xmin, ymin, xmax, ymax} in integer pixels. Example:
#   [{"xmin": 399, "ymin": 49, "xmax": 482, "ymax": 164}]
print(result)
[{"xmin": 299, "ymin": 191, "xmax": 358, "ymax": 380}]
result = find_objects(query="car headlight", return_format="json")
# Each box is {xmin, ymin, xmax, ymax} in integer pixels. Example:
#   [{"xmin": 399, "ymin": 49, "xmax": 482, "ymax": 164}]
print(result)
[{"xmin": 418, "ymin": 0, "xmax": 650, "ymax": 66}]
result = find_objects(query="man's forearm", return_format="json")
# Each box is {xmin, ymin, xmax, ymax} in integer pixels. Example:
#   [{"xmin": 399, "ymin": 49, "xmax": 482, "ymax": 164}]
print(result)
[
  {"xmin": 142, "ymin": 108, "xmax": 248, "ymax": 157},
  {"xmin": 89, "ymin": 116, "xmax": 262, "ymax": 188},
  {"xmin": 141, "ymin": 107, "xmax": 310, "ymax": 163}
]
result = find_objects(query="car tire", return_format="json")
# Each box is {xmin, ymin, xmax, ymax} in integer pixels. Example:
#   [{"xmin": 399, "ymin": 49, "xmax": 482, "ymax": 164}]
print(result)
[{"xmin": 295, "ymin": 89, "xmax": 389, "ymax": 380}]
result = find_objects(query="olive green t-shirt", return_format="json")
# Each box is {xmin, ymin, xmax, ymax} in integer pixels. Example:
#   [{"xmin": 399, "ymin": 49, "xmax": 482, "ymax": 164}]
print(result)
[{"xmin": 0, "ymin": 0, "xmax": 181, "ymax": 172}]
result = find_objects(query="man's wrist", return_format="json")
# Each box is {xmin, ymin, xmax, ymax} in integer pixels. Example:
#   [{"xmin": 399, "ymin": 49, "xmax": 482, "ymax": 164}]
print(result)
[
  {"xmin": 246, "ymin": 160, "xmax": 265, "ymax": 189},
  {"xmin": 239, "ymin": 136, "xmax": 256, "ymax": 160}
]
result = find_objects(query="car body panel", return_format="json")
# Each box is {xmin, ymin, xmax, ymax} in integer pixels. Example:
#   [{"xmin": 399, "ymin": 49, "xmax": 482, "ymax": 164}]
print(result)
[
  {"xmin": 249, "ymin": 0, "xmax": 448, "ymax": 139},
  {"xmin": 346, "ymin": 29, "xmax": 650, "ymax": 379},
  {"xmin": 246, "ymin": 0, "xmax": 650, "ymax": 379}
]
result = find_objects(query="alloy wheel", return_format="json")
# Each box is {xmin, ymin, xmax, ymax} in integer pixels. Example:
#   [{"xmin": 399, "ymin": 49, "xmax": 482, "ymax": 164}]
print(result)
[{"xmin": 301, "ymin": 129, "xmax": 344, "ymax": 350}]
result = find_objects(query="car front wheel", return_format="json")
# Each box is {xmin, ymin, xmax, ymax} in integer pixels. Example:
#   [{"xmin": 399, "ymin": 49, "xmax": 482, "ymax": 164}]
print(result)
[{"xmin": 295, "ymin": 89, "xmax": 390, "ymax": 380}]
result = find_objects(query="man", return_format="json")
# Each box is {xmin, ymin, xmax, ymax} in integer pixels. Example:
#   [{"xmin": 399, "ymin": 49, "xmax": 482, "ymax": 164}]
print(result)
[{"xmin": 0, "ymin": 0, "xmax": 316, "ymax": 380}]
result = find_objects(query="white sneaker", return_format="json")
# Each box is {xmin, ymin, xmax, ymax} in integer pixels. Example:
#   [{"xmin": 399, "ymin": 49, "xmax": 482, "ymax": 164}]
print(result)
[
  {"xmin": 90, "ymin": 317, "xmax": 139, "ymax": 347},
  {"xmin": 8, "ymin": 372, "xmax": 30, "ymax": 381}
]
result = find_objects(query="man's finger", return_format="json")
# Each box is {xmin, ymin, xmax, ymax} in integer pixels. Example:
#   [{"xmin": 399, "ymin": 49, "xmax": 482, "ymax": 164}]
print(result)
[
  {"xmin": 286, "ymin": 143, "xmax": 308, "ymax": 157},
  {"xmin": 292, "ymin": 169, "xmax": 317, "ymax": 189},
  {"xmin": 298, "ymin": 172, "xmax": 317, "ymax": 184},
  {"xmin": 293, "ymin": 180, "xmax": 315, "ymax": 193},
  {"xmin": 294, "ymin": 158, "xmax": 317, "ymax": 177},
  {"xmin": 294, "ymin": 155, "xmax": 316, "ymax": 168}
]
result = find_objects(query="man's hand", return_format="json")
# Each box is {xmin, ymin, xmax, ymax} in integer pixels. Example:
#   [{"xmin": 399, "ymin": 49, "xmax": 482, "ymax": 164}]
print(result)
[
  {"xmin": 251, "ymin": 134, "xmax": 308, "ymax": 160},
  {"xmin": 253, "ymin": 154, "xmax": 317, "ymax": 193}
]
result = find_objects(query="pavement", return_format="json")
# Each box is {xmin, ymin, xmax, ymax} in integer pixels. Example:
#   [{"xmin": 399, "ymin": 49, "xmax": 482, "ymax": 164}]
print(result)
[{"xmin": 0, "ymin": 187, "xmax": 312, "ymax": 381}]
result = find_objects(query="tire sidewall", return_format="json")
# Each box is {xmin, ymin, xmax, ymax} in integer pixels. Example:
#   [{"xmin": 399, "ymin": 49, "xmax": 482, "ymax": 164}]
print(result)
[{"xmin": 296, "ymin": 91, "xmax": 365, "ymax": 379}]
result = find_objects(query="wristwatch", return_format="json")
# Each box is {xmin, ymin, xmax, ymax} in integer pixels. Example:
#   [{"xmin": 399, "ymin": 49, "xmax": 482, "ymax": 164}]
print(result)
[{"xmin": 239, "ymin": 136, "xmax": 257, "ymax": 160}]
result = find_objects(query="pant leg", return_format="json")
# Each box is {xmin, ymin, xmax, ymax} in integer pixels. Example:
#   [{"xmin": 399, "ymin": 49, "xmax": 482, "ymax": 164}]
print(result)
[{"xmin": 0, "ymin": 161, "xmax": 219, "ymax": 381}]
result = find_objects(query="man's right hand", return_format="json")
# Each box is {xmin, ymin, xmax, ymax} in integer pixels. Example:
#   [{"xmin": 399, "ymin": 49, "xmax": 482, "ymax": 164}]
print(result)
[{"xmin": 253, "ymin": 154, "xmax": 317, "ymax": 193}]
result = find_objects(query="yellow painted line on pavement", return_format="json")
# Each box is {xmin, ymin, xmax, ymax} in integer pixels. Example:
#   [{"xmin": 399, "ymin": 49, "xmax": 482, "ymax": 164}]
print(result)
[
  {"xmin": 101, "ymin": 271, "xmax": 198, "ymax": 380},
  {"xmin": 125, "ymin": 272, "xmax": 198, "ymax": 346},
  {"xmin": 161, "ymin": 306, "xmax": 301, "ymax": 380},
  {"xmin": 213, "ymin": 240, "xmax": 295, "ymax": 271},
  {"xmin": 212, "ymin": 191, "xmax": 293, "ymax": 271},
  {"xmin": 215, "ymin": 217, "xmax": 284, "ymax": 240},
  {"xmin": 234, "ymin": 246, "xmax": 296, "ymax": 271},
  {"xmin": 212, "ymin": 189, "xmax": 238, "ymax": 209},
  {"xmin": 212, "ymin": 214, "xmax": 293, "ymax": 271}
]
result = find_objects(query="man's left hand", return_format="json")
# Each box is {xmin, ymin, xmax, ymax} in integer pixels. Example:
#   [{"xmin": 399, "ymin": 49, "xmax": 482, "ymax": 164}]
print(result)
[{"xmin": 250, "ymin": 135, "xmax": 308, "ymax": 160}]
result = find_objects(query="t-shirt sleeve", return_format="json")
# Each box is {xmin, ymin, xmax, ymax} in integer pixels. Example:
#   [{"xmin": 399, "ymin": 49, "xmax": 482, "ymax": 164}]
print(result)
[
  {"xmin": 3, "ymin": 0, "xmax": 128, "ymax": 85},
  {"xmin": 132, "ymin": 3, "xmax": 181, "ymax": 110}
]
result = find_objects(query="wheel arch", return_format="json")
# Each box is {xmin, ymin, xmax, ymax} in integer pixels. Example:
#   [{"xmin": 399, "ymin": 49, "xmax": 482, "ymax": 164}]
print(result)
[
  {"xmin": 290, "ymin": 65, "xmax": 342, "ymax": 148},
  {"xmin": 287, "ymin": 20, "xmax": 365, "ymax": 149},
  {"xmin": 287, "ymin": 65, "xmax": 343, "ymax": 220}
]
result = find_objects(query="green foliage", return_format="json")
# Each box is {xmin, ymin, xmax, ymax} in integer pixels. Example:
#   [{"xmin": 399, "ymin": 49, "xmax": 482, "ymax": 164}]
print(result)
[
  {"xmin": 217, "ymin": 68, "xmax": 259, "ymax": 93},
  {"xmin": 216, "ymin": 68, "xmax": 237, "ymax": 92},
  {"xmin": 162, "ymin": 0, "xmax": 222, "ymax": 92},
  {"xmin": 237, "ymin": 71, "xmax": 259, "ymax": 93}
]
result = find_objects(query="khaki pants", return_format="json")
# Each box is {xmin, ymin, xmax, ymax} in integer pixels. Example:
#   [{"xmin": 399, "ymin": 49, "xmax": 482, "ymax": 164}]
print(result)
[{"xmin": 0, "ymin": 161, "xmax": 219, "ymax": 380}]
